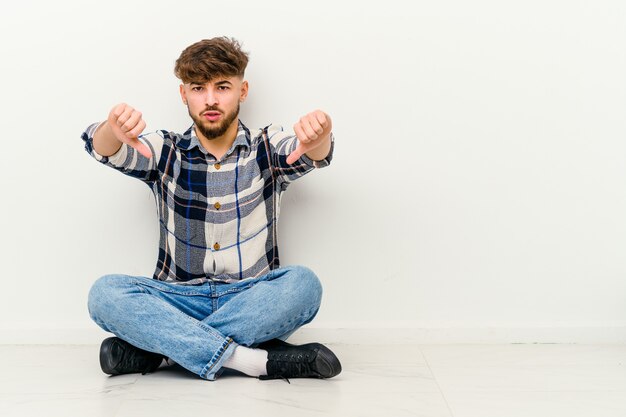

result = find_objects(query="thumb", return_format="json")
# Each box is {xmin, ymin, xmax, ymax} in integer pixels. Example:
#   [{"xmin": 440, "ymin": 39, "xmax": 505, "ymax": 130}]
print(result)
[
  {"xmin": 130, "ymin": 137, "xmax": 153, "ymax": 159},
  {"xmin": 286, "ymin": 144, "xmax": 305, "ymax": 165}
]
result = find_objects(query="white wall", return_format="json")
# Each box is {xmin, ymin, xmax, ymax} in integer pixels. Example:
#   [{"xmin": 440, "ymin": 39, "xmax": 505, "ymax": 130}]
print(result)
[{"xmin": 1, "ymin": 0, "xmax": 624, "ymax": 344}]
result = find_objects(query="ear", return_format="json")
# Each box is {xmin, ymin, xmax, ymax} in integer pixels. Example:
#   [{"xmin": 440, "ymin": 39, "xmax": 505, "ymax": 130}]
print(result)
[
  {"xmin": 179, "ymin": 84, "xmax": 187, "ymax": 104},
  {"xmin": 240, "ymin": 80, "xmax": 249, "ymax": 103}
]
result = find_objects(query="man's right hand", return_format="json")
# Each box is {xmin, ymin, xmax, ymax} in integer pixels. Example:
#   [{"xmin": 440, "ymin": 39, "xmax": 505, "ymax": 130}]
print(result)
[{"xmin": 106, "ymin": 103, "xmax": 152, "ymax": 159}]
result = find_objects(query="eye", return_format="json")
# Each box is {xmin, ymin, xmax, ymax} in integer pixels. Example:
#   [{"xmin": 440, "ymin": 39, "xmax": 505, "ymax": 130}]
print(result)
[
  {"xmin": 218, "ymin": 86, "xmax": 230, "ymax": 91},
  {"xmin": 191, "ymin": 86, "xmax": 204, "ymax": 92}
]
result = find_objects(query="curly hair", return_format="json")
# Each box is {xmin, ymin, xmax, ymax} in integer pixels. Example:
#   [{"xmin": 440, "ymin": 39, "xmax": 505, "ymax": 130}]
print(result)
[{"xmin": 174, "ymin": 37, "xmax": 249, "ymax": 84}]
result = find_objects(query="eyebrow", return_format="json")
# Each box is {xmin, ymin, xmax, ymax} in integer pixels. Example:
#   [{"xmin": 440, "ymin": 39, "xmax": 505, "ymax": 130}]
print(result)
[{"xmin": 188, "ymin": 80, "xmax": 233, "ymax": 86}]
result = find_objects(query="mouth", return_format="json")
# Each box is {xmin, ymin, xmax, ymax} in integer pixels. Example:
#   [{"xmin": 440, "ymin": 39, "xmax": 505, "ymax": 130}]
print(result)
[{"xmin": 202, "ymin": 111, "xmax": 222, "ymax": 122}]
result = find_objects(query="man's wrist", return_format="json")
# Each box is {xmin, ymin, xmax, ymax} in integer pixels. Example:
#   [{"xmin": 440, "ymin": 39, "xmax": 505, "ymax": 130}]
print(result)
[{"xmin": 305, "ymin": 134, "xmax": 333, "ymax": 161}]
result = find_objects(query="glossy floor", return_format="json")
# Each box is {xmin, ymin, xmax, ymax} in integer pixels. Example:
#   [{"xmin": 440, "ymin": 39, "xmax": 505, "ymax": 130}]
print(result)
[{"xmin": 1, "ymin": 343, "xmax": 625, "ymax": 416}]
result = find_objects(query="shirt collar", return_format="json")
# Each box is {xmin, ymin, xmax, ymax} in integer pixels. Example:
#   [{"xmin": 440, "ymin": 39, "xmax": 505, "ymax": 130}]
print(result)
[{"xmin": 177, "ymin": 120, "xmax": 251, "ymax": 156}]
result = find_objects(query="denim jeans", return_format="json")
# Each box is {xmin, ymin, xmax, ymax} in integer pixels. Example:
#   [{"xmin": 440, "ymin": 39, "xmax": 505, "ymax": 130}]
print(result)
[{"xmin": 87, "ymin": 265, "xmax": 323, "ymax": 380}]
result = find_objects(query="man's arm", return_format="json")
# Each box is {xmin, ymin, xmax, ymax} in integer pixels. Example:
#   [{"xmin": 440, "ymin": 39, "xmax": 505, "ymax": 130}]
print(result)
[
  {"xmin": 93, "ymin": 103, "xmax": 152, "ymax": 158},
  {"xmin": 82, "ymin": 102, "xmax": 163, "ymax": 184},
  {"xmin": 264, "ymin": 110, "xmax": 334, "ymax": 188}
]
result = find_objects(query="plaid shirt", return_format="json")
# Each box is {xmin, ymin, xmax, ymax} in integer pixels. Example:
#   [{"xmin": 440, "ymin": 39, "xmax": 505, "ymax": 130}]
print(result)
[{"xmin": 82, "ymin": 120, "xmax": 333, "ymax": 284}]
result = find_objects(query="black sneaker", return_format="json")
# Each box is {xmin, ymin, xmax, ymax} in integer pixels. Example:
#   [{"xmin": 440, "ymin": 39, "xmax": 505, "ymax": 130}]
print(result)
[
  {"xmin": 99, "ymin": 337, "xmax": 164, "ymax": 376},
  {"xmin": 258, "ymin": 339, "xmax": 342, "ymax": 381}
]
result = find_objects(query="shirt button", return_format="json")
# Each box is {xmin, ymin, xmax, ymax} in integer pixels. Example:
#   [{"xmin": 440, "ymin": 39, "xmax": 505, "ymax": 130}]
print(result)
[
  {"xmin": 214, "ymin": 163, "xmax": 221, "ymax": 170},
  {"xmin": 214, "ymin": 202, "xmax": 221, "ymax": 210},
  {"xmin": 213, "ymin": 242, "xmax": 220, "ymax": 251}
]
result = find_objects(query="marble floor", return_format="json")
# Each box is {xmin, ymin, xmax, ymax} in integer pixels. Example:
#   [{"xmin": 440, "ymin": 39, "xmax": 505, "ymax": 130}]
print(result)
[{"xmin": 1, "ymin": 343, "xmax": 625, "ymax": 417}]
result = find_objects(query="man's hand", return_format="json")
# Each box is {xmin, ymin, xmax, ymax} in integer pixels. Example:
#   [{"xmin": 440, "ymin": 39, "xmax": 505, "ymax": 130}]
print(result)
[
  {"xmin": 107, "ymin": 103, "xmax": 152, "ymax": 159},
  {"xmin": 286, "ymin": 110, "xmax": 333, "ymax": 165}
]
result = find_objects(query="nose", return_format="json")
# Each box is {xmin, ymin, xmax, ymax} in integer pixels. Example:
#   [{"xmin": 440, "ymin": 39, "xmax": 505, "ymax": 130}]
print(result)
[{"xmin": 204, "ymin": 88, "xmax": 218, "ymax": 106}]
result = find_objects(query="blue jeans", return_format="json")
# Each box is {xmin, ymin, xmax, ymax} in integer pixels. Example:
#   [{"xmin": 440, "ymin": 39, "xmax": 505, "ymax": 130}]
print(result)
[{"xmin": 87, "ymin": 265, "xmax": 323, "ymax": 380}]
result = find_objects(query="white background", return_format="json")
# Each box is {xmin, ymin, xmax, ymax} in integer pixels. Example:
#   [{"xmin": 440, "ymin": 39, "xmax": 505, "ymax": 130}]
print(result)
[{"xmin": 0, "ymin": 0, "xmax": 624, "ymax": 343}]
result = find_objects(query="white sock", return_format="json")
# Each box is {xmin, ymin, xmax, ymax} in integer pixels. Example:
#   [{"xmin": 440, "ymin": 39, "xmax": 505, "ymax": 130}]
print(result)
[{"xmin": 222, "ymin": 346, "xmax": 268, "ymax": 377}]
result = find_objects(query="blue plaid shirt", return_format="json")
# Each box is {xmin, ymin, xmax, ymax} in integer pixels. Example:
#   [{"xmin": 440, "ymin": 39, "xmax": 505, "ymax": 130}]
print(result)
[{"xmin": 82, "ymin": 120, "xmax": 333, "ymax": 284}]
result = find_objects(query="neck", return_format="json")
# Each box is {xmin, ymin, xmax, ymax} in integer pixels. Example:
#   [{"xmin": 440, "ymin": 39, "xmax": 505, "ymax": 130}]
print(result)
[{"xmin": 195, "ymin": 118, "xmax": 240, "ymax": 161}]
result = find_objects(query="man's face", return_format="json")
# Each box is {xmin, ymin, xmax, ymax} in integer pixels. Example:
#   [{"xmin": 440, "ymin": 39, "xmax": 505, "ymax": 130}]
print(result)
[{"xmin": 180, "ymin": 76, "xmax": 248, "ymax": 140}]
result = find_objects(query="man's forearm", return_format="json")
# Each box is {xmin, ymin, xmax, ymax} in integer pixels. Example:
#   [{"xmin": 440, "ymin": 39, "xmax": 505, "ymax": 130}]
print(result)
[{"xmin": 93, "ymin": 121, "xmax": 123, "ymax": 157}]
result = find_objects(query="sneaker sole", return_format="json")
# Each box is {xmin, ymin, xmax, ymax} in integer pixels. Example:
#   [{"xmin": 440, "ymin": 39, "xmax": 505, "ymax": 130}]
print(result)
[
  {"xmin": 99, "ymin": 337, "xmax": 121, "ymax": 375},
  {"xmin": 308, "ymin": 343, "xmax": 342, "ymax": 378}
]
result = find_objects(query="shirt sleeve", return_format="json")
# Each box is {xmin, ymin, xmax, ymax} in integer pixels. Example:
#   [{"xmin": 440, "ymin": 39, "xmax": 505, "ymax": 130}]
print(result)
[
  {"xmin": 81, "ymin": 122, "xmax": 164, "ymax": 184},
  {"xmin": 265, "ymin": 124, "xmax": 334, "ymax": 188}
]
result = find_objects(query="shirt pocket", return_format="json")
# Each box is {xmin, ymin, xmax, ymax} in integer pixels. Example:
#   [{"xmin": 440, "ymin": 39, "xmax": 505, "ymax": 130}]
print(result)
[{"xmin": 165, "ymin": 159, "xmax": 208, "ymax": 223}]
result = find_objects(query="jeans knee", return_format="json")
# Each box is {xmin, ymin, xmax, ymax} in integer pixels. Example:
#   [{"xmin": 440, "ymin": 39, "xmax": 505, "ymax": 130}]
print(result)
[
  {"xmin": 87, "ymin": 274, "xmax": 126, "ymax": 322},
  {"xmin": 284, "ymin": 265, "xmax": 323, "ymax": 312}
]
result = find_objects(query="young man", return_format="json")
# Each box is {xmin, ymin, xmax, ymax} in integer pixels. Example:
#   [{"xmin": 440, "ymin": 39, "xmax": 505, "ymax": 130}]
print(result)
[{"xmin": 82, "ymin": 37, "xmax": 340, "ymax": 381}]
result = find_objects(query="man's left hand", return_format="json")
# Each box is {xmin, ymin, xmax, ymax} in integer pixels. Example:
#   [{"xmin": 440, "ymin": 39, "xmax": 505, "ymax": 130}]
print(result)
[{"xmin": 287, "ymin": 110, "xmax": 333, "ymax": 165}]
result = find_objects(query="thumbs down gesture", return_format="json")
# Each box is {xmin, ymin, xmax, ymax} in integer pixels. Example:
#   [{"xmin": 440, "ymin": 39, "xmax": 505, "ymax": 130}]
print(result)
[{"xmin": 286, "ymin": 110, "xmax": 333, "ymax": 165}]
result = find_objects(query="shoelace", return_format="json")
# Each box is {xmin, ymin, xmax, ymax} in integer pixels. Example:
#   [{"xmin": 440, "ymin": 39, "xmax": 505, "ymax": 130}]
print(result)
[{"xmin": 266, "ymin": 352, "xmax": 316, "ymax": 382}]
